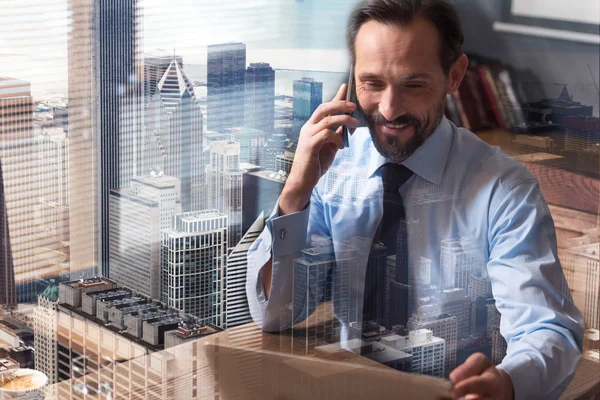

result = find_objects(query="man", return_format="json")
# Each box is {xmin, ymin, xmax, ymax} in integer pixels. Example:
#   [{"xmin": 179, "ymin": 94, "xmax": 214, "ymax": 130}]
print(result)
[{"xmin": 246, "ymin": 0, "xmax": 584, "ymax": 399}]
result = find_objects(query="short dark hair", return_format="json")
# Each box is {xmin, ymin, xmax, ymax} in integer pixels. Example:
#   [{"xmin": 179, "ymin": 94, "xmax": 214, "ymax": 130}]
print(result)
[{"xmin": 346, "ymin": 0, "xmax": 464, "ymax": 75}]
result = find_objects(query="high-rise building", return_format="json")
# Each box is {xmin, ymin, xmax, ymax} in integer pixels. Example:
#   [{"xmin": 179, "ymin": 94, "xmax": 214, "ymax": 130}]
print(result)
[
  {"xmin": 382, "ymin": 329, "xmax": 446, "ymax": 377},
  {"xmin": 275, "ymin": 151, "xmax": 295, "ymax": 174},
  {"xmin": 440, "ymin": 237, "xmax": 485, "ymax": 293},
  {"xmin": 207, "ymin": 141, "xmax": 243, "ymax": 249},
  {"xmin": 408, "ymin": 305, "xmax": 458, "ymax": 377},
  {"xmin": 242, "ymin": 170, "xmax": 285, "ymax": 234},
  {"xmin": 261, "ymin": 133, "xmax": 290, "ymax": 171},
  {"xmin": 161, "ymin": 211, "xmax": 228, "ymax": 328},
  {"xmin": 144, "ymin": 51, "xmax": 184, "ymax": 108},
  {"xmin": 34, "ymin": 128, "xmax": 70, "ymax": 265},
  {"xmin": 108, "ymin": 175, "xmax": 181, "ymax": 299},
  {"xmin": 207, "ymin": 43, "xmax": 246, "ymax": 133},
  {"xmin": 228, "ymin": 127, "xmax": 265, "ymax": 165},
  {"xmin": 244, "ymin": 63, "xmax": 275, "ymax": 136},
  {"xmin": 226, "ymin": 213, "xmax": 265, "ymax": 328},
  {"xmin": 0, "ymin": 158, "xmax": 16, "ymax": 308},
  {"xmin": 564, "ymin": 242, "xmax": 600, "ymax": 329},
  {"xmin": 440, "ymin": 288, "xmax": 472, "ymax": 339},
  {"xmin": 292, "ymin": 78, "xmax": 323, "ymax": 143},
  {"xmin": 468, "ymin": 271, "xmax": 491, "ymax": 301},
  {"xmin": 67, "ymin": 0, "xmax": 143, "ymax": 278},
  {"xmin": 145, "ymin": 58, "xmax": 204, "ymax": 212},
  {"xmin": 34, "ymin": 280, "xmax": 60, "ymax": 388},
  {"xmin": 491, "ymin": 307, "xmax": 507, "ymax": 365},
  {"xmin": 1, "ymin": 77, "xmax": 62, "ymax": 302}
]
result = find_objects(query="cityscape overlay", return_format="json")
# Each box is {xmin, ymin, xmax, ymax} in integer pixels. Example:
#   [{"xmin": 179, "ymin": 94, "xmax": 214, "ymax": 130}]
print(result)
[{"xmin": 0, "ymin": 0, "xmax": 599, "ymax": 398}]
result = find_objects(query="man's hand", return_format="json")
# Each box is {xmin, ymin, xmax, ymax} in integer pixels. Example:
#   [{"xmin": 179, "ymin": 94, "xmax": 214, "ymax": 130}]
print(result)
[
  {"xmin": 279, "ymin": 83, "xmax": 359, "ymax": 216},
  {"xmin": 449, "ymin": 353, "xmax": 514, "ymax": 400}
]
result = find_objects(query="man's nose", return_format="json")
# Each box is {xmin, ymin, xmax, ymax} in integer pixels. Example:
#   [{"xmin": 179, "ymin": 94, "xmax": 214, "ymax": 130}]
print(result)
[{"xmin": 378, "ymin": 87, "xmax": 406, "ymax": 122}]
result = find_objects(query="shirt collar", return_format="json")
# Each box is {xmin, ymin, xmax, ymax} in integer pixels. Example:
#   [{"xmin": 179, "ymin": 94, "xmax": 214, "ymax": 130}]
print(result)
[{"xmin": 367, "ymin": 116, "xmax": 453, "ymax": 186}]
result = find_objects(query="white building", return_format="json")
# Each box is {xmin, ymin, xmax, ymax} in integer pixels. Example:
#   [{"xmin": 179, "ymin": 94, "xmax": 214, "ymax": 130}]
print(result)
[
  {"xmin": 275, "ymin": 150, "xmax": 295, "ymax": 175},
  {"xmin": 207, "ymin": 141, "xmax": 243, "ymax": 249},
  {"xmin": 108, "ymin": 175, "xmax": 181, "ymax": 299},
  {"xmin": 34, "ymin": 280, "xmax": 60, "ymax": 389},
  {"xmin": 226, "ymin": 213, "xmax": 264, "ymax": 328},
  {"xmin": 162, "ymin": 210, "xmax": 228, "ymax": 328},
  {"xmin": 383, "ymin": 329, "xmax": 446, "ymax": 377},
  {"xmin": 440, "ymin": 237, "xmax": 485, "ymax": 294},
  {"xmin": 441, "ymin": 288, "xmax": 472, "ymax": 339}
]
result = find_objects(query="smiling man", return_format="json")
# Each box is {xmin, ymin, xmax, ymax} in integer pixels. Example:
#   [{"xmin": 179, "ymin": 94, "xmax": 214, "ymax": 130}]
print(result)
[{"xmin": 246, "ymin": 1, "xmax": 584, "ymax": 399}]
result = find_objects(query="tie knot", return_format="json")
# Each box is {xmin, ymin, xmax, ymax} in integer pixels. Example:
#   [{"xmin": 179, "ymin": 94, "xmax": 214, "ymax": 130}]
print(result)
[{"xmin": 380, "ymin": 163, "xmax": 413, "ymax": 193}]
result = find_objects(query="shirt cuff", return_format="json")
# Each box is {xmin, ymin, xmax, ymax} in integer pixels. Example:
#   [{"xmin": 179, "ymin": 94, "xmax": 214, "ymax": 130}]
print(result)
[{"xmin": 265, "ymin": 197, "xmax": 311, "ymax": 257}]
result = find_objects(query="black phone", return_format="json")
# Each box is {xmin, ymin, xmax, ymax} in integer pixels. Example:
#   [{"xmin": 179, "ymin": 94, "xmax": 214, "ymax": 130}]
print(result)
[{"xmin": 342, "ymin": 64, "xmax": 357, "ymax": 148}]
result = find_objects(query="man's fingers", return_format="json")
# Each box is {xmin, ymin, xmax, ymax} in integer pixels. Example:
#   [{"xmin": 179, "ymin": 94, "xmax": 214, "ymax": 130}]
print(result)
[
  {"xmin": 452, "ymin": 372, "xmax": 496, "ymax": 399},
  {"xmin": 312, "ymin": 114, "xmax": 359, "ymax": 136},
  {"xmin": 450, "ymin": 353, "xmax": 493, "ymax": 383},
  {"xmin": 334, "ymin": 82, "xmax": 347, "ymax": 101},
  {"xmin": 314, "ymin": 129, "xmax": 344, "ymax": 150},
  {"xmin": 310, "ymin": 100, "xmax": 356, "ymax": 124}
]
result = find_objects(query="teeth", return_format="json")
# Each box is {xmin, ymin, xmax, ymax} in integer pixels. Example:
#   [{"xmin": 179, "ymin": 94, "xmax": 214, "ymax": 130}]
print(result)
[{"xmin": 384, "ymin": 123, "xmax": 408, "ymax": 129}]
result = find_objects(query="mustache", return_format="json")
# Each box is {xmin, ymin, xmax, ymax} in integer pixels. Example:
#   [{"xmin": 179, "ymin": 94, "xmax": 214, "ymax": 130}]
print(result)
[{"xmin": 366, "ymin": 112, "xmax": 422, "ymax": 127}]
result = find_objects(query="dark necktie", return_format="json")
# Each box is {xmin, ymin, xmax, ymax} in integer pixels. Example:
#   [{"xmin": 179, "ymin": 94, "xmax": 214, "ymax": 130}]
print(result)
[{"xmin": 362, "ymin": 163, "xmax": 413, "ymax": 331}]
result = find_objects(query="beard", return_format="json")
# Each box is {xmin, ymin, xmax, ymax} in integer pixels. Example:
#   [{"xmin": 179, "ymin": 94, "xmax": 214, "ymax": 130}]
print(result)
[{"xmin": 358, "ymin": 93, "xmax": 446, "ymax": 163}]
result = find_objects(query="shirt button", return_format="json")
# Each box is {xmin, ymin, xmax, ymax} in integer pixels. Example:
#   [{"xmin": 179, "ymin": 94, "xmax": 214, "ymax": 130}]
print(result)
[{"xmin": 280, "ymin": 229, "xmax": 286, "ymax": 240}]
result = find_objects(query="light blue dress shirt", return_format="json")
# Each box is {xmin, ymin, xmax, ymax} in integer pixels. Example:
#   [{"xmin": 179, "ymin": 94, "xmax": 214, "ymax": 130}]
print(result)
[{"xmin": 246, "ymin": 116, "xmax": 584, "ymax": 399}]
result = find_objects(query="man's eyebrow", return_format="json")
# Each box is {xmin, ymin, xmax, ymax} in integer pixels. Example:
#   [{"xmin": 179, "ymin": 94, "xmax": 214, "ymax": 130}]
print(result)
[{"xmin": 357, "ymin": 72, "xmax": 434, "ymax": 80}]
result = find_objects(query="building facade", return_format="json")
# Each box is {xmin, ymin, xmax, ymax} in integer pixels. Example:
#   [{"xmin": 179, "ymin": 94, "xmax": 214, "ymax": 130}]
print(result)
[
  {"xmin": 244, "ymin": 62, "xmax": 275, "ymax": 136},
  {"xmin": 292, "ymin": 78, "xmax": 323, "ymax": 143}
]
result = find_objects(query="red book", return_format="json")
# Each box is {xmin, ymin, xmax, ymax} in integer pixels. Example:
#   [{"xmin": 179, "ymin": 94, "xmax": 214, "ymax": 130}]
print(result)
[{"xmin": 477, "ymin": 65, "xmax": 506, "ymax": 129}]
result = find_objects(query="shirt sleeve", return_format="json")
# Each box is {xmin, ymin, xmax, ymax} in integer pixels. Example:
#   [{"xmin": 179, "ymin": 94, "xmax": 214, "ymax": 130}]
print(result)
[
  {"xmin": 246, "ymin": 188, "xmax": 331, "ymax": 332},
  {"xmin": 487, "ymin": 179, "xmax": 584, "ymax": 400}
]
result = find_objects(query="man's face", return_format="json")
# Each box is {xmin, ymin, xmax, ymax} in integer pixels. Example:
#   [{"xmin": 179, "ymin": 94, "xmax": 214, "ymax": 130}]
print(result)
[{"xmin": 354, "ymin": 19, "xmax": 463, "ymax": 162}]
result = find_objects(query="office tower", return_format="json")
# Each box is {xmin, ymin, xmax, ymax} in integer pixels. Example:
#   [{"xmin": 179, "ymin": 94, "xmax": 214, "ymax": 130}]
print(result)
[
  {"xmin": 207, "ymin": 141, "xmax": 243, "ymax": 249},
  {"xmin": 56, "ymin": 278, "xmax": 221, "ymax": 399},
  {"xmin": 1, "ymin": 77, "xmax": 61, "ymax": 302},
  {"xmin": 292, "ymin": 78, "xmax": 323, "ymax": 143},
  {"xmin": 261, "ymin": 133, "xmax": 291, "ymax": 171},
  {"xmin": 275, "ymin": 151, "xmax": 295, "ymax": 174},
  {"xmin": 408, "ymin": 305, "xmax": 458, "ymax": 376},
  {"xmin": 564, "ymin": 243, "xmax": 600, "ymax": 329},
  {"xmin": 207, "ymin": 43, "xmax": 246, "ymax": 132},
  {"xmin": 242, "ymin": 170, "xmax": 285, "ymax": 234},
  {"xmin": 324, "ymin": 161, "xmax": 369, "ymax": 200},
  {"xmin": 471, "ymin": 296, "xmax": 493, "ymax": 336},
  {"xmin": 34, "ymin": 280, "xmax": 59, "ymax": 387},
  {"xmin": 440, "ymin": 288, "xmax": 472, "ymax": 339},
  {"xmin": 145, "ymin": 58, "xmax": 205, "ymax": 212},
  {"xmin": 468, "ymin": 272, "xmax": 491, "ymax": 301},
  {"xmin": 67, "ymin": 0, "xmax": 143, "ymax": 278},
  {"xmin": 440, "ymin": 237, "xmax": 485, "ymax": 293},
  {"xmin": 144, "ymin": 51, "xmax": 184, "ymax": 108},
  {"xmin": 244, "ymin": 63, "xmax": 275, "ymax": 136},
  {"xmin": 34, "ymin": 128, "xmax": 70, "ymax": 263},
  {"xmin": 161, "ymin": 211, "xmax": 228, "ymax": 328},
  {"xmin": 490, "ymin": 307, "xmax": 507, "ymax": 365},
  {"xmin": 382, "ymin": 329, "xmax": 446, "ymax": 377},
  {"xmin": 226, "ymin": 213, "xmax": 265, "ymax": 328},
  {"xmin": 109, "ymin": 175, "xmax": 181, "ymax": 299},
  {"xmin": 229, "ymin": 127, "xmax": 265, "ymax": 165},
  {"xmin": 363, "ymin": 242, "xmax": 388, "ymax": 326},
  {"xmin": 0, "ymin": 159, "xmax": 16, "ymax": 308}
]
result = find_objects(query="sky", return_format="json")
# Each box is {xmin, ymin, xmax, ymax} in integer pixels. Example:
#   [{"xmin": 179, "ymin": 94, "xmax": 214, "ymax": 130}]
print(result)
[{"xmin": 0, "ymin": 0, "xmax": 358, "ymax": 100}]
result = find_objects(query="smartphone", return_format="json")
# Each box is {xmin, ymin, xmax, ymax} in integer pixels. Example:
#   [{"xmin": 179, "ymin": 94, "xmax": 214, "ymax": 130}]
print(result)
[{"xmin": 342, "ymin": 64, "xmax": 357, "ymax": 148}]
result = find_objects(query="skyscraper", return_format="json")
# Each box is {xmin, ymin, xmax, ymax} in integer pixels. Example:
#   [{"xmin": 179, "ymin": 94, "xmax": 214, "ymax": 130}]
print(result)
[
  {"xmin": 207, "ymin": 43, "xmax": 247, "ymax": 133},
  {"xmin": 0, "ymin": 158, "xmax": 16, "ymax": 308},
  {"xmin": 261, "ymin": 133, "xmax": 291, "ymax": 171},
  {"xmin": 228, "ymin": 127, "xmax": 265, "ymax": 165},
  {"xmin": 564, "ymin": 242, "xmax": 600, "ymax": 330},
  {"xmin": 144, "ymin": 51, "xmax": 184, "ymax": 108},
  {"xmin": 108, "ymin": 175, "xmax": 181, "ymax": 299},
  {"xmin": 244, "ymin": 62, "xmax": 275, "ymax": 136},
  {"xmin": 1, "ymin": 77, "xmax": 58, "ymax": 302},
  {"xmin": 242, "ymin": 170, "xmax": 285, "ymax": 234},
  {"xmin": 207, "ymin": 141, "xmax": 243, "ymax": 249},
  {"xmin": 162, "ymin": 211, "xmax": 228, "ymax": 328},
  {"xmin": 146, "ymin": 58, "xmax": 204, "ymax": 212},
  {"xmin": 34, "ymin": 280, "xmax": 59, "ymax": 388},
  {"xmin": 67, "ymin": 0, "xmax": 143, "ymax": 278},
  {"xmin": 226, "ymin": 213, "xmax": 265, "ymax": 328},
  {"xmin": 440, "ymin": 238, "xmax": 485, "ymax": 293},
  {"xmin": 440, "ymin": 288, "xmax": 472, "ymax": 339},
  {"xmin": 292, "ymin": 78, "xmax": 323, "ymax": 143}
]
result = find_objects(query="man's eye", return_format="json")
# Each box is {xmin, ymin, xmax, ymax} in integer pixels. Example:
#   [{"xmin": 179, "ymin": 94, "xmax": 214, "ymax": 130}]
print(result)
[
  {"xmin": 406, "ymin": 83, "xmax": 424, "ymax": 89},
  {"xmin": 364, "ymin": 82, "xmax": 383, "ymax": 89}
]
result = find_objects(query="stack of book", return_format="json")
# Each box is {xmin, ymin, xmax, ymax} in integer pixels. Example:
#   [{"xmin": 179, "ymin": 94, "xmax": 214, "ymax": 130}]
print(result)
[{"xmin": 446, "ymin": 55, "xmax": 526, "ymax": 133}]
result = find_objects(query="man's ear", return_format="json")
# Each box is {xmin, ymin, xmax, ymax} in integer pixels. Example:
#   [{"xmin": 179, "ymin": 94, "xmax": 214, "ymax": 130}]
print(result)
[{"xmin": 447, "ymin": 54, "xmax": 468, "ymax": 94}]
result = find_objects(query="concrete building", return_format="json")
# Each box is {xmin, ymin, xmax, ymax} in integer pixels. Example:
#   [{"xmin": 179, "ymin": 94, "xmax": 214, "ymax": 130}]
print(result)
[
  {"xmin": 383, "ymin": 329, "xmax": 446, "ymax": 377},
  {"xmin": 108, "ymin": 175, "xmax": 181, "ymax": 300},
  {"xmin": 34, "ymin": 280, "xmax": 60, "ymax": 388},
  {"xmin": 207, "ymin": 141, "xmax": 243, "ymax": 249},
  {"xmin": 161, "ymin": 211, "xmax": 228, "ymax": 328},
  {"xmin": 275, "ymin": 150, "xmax": 295, "ymax": 175},
  {"xmin": 226, "ymin": 213, "xmax": 265, "ymax": 328},
  {"xmin": 441, "ymin": 288, "xmax": 472, "ymax": 339},
  {"xmin": 440, "ymin": 237, "xmax": 485, "ymax": 294}
]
